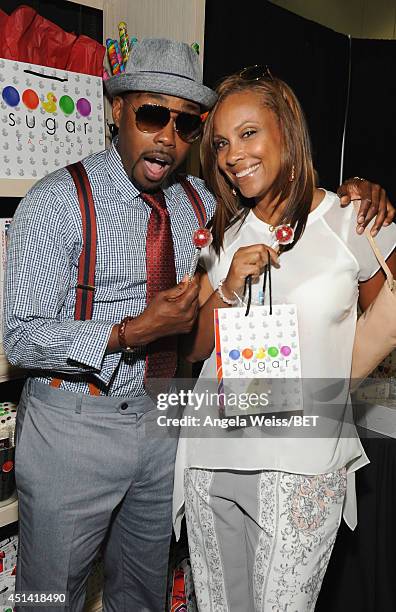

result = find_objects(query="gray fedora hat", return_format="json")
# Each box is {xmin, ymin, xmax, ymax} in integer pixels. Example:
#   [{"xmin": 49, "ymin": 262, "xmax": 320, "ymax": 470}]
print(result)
[{"xmin": 105, "ymin": 38, "xmax": 217, "ymax": 110}]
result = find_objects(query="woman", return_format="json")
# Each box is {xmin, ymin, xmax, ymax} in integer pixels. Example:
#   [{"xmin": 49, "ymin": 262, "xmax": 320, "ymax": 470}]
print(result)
[{"xmin": 172, "ymin": 68, "xmax": 396, "ymax": 611}]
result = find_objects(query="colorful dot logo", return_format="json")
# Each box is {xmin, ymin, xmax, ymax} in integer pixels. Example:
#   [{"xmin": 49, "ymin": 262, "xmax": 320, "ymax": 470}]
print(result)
[
  {"xmin": 2, "ymin": 85, "xmax": 92, "ymax": 116},
  {"xmin": 228, "ymin": 345, "xmax": 291, "ymax": 360}
]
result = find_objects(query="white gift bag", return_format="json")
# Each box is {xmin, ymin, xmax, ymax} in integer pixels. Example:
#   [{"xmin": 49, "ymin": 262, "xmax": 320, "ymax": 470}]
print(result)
[
  {"xmin": 0, "ymin": 57, "xmax": 104, "ymax": 179},
  {"xmin": 214, "ymin": 304, "xmax": 303, "ymax": 418}
]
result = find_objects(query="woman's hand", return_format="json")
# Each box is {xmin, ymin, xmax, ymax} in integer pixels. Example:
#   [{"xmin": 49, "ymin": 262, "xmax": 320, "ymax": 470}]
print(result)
[
  {"xmin": 337, "ymin": 177, "xmax": 395, "ymax": 236},
  {"xmin": 222, "ymin": 244, "xmax": 279, "ymax": 299}
]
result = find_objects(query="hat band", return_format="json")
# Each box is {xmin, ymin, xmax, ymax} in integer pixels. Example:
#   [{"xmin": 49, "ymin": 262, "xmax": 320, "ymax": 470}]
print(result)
[{"xmin": 138, "ymin": 70, "xmax": 196, "ymax": 82}]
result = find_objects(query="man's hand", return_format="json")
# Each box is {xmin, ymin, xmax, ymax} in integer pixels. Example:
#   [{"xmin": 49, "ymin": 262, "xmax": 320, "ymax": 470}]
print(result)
[
  {"xmin": 337, "ymin": 177, "xmax": 395, "ymax": 236},
  {"xmin": 125, "ymin": 275, "xmax": 200, "ymax": 346}
]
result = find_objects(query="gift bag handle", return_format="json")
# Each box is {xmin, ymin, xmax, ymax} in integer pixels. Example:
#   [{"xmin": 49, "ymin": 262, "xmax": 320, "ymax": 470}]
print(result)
[{"xmin": 244, "ymin": 252, "xmax": 272, "ymax": 316}]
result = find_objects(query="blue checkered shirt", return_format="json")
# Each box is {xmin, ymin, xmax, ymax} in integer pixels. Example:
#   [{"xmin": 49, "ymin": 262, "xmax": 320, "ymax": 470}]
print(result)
[{"xmin": 4, "ymin": 142, "xmax": 216, "ymax": 396}]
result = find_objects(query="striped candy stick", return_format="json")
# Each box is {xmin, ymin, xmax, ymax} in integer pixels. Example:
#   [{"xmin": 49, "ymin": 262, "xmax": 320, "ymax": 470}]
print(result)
[
  {"xmin": 118, "ymin": 21, "xmax": 130, "ymax": 64},
  {"xmin": 106, "ymin": 38, "xmax": 121, "ymax": 74},
  {"xmin": 113, "ymin": 39, "xmax": 125, "ymax": 72}
]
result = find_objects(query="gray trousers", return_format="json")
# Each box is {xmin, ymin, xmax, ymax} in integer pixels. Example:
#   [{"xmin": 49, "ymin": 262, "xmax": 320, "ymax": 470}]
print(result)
[
  {"xmin": 15, "ymin": 379, "xmax": 178, "ymax": 612},
  {"xmin": 185, "ymin": 467, "xmax": 347, "ymax": 612}
]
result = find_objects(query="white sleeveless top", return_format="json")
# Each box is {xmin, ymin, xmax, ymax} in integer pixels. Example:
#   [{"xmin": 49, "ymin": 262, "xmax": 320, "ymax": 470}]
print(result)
[{"xmin": 173, "ymin": 191, "xmax": 396, "ymax": 538}]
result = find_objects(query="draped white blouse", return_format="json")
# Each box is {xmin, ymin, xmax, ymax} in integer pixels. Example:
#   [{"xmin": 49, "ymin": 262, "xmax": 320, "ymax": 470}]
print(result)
[{"xmin": 173, "ymin": 191, "xmax": 396, "ymax": 538}]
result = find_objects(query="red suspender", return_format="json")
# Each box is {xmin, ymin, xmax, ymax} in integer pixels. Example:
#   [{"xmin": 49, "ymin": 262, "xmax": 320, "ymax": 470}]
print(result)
[
  {"xmin": 178, "ymin": 176, "xmax": 208, "ymax": 228},
  {"xmin": 69, "ymin": 162, "xmax": 97, "ymax": 321},
  {"xmin": 50, "ymin": 161, "xmax": 99, "ymax": 396}
]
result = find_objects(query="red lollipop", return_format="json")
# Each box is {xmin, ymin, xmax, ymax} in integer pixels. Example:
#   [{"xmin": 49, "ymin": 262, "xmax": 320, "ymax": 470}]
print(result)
[
  {"xmin": 273, "ymin": 224, "xmax": 294, "ymax": 247},
  {"xmin": 193, "ymin": 227, "xmax": 213, "ymax": 248},
  {"xmin": 189, "ymin": 228, "xmax": 213, "ymax": 279}
]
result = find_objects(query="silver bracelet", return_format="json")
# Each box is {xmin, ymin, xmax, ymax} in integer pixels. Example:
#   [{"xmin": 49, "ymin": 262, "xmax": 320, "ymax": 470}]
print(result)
[{"xmin": 217, "ymin": 278, "xmax": 239, "ymax": 306}]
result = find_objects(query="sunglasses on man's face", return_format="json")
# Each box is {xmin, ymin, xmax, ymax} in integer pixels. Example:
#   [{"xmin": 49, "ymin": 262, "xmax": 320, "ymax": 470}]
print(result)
[
  {"xmin": 239, "ymin": 64, "xmax": 273, "ymax": 81},
  {"xmin": 124, "ymin": 99, "xmax": 203, "ymax": 143}
]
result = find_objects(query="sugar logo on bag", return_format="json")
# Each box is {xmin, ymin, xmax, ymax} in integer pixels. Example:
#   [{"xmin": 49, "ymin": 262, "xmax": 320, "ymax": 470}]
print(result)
[
  {"xmin": 0, "ymin": 57, "xmax": 104, "ymax": 178},
  {"xmin": 227, "ymin": 343, "xmax": 294, "ymax": 374}
]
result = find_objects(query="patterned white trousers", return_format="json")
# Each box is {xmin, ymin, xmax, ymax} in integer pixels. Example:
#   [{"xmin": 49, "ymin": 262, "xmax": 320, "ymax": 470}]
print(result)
[{"xmin": 184, "ymin": 467, "xmax": 346, "ymax": 612}]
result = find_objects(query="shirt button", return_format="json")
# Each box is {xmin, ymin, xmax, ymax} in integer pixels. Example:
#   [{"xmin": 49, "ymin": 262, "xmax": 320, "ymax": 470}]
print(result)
[{"xmin": 120, "ymin": 402, "xmax": 128, "ymax": 411}]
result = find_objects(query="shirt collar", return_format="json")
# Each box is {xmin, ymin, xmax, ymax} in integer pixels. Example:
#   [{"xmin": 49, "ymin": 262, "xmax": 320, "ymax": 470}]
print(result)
[
  {"xmin": 105, "ymin": 138, "xmax": 141, "ymax": 202},
  {"xmin": 105, "ymin": 138, "xmax": 184, "ymax": 211}
]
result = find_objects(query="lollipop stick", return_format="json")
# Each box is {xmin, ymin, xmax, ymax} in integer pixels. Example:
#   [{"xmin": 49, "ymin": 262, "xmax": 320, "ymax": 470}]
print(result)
[{"xmin": 188, "ymin": 247, "xmax": 200, "ymax": 280}]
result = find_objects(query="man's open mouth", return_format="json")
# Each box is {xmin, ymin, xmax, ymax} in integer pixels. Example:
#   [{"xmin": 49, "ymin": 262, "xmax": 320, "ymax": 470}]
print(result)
[{"xmin": 142, "ymin": 155, "xmax": 172, "ymax": 181}]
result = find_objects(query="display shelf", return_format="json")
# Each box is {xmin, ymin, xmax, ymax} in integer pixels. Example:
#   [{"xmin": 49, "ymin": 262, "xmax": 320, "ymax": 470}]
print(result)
[{"xmin": 0, "ymin": 497, "xmax": 18, "ymax": 527}]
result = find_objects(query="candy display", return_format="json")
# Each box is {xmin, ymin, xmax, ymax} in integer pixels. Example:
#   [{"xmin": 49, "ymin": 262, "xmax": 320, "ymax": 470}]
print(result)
[
  {"xmin": 188, "ymin": 228, "xmax": 213, "ymax": 279},
  {"xmin": 105, "ymin": 24, "xmax": 139, "ymax": 77},
  {"xmin": 0, "ymin": 403, "xmax": 16, "ymax": 449}
]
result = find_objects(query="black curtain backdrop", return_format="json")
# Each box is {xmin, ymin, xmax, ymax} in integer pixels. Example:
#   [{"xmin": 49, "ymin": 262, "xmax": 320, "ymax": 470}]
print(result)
[
  {"xmin": 316, "ymin": 435, "xmax": 396, "ymax": 612},
  {"xmin": 343, "ymin": 38, "xmax": 396, "ymax": 203},
  {"xmin": 203, "ymin": 0, "xmax": 350, "ymax": 191},
  {"xmin": 204, "ymin": 0, "xmax": 396, "ymax": 202}
]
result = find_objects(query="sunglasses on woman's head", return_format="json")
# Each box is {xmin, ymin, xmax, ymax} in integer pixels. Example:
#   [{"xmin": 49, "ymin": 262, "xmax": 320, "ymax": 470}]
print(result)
[
  {"xmin": 239, "ymin": 64, "xmax": 273, "ymax": 81},
  {"xmin": 123, "ymin": 99, "xmax": 203, "ymax": 143}
]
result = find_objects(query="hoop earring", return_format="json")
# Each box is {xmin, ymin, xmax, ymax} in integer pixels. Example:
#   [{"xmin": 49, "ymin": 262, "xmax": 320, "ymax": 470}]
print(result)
[{"xmin": 289, "ymin": 165, "xmax": 295, "ymax": 182}]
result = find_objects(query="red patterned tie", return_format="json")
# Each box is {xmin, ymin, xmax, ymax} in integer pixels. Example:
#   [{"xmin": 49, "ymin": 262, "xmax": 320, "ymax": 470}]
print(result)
[{"xmin": 140, "ymin": 191, "xmax": 178, "ymax": 389}]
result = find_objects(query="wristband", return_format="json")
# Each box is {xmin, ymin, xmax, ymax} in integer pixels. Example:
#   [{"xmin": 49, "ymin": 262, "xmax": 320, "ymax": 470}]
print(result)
[
  {"xmin": 118, "ymin": 316, "xmax": 135, "ymax": 351},
  {"xmin": 217, "ymin": 279, "xmax": 238, "ymax": 306}
]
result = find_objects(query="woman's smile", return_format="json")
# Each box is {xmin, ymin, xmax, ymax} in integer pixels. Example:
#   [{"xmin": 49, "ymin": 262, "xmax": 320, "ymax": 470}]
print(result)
[{"xmin": 235, "ymin": 162, "xmax": 261, "ymax": 179}]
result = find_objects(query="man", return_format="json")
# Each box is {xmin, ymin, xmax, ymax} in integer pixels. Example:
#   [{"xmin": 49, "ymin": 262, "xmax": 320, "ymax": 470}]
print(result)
[{"xmin": 3, "ymin": 38, "xmax": 394, "ymax": 612}]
